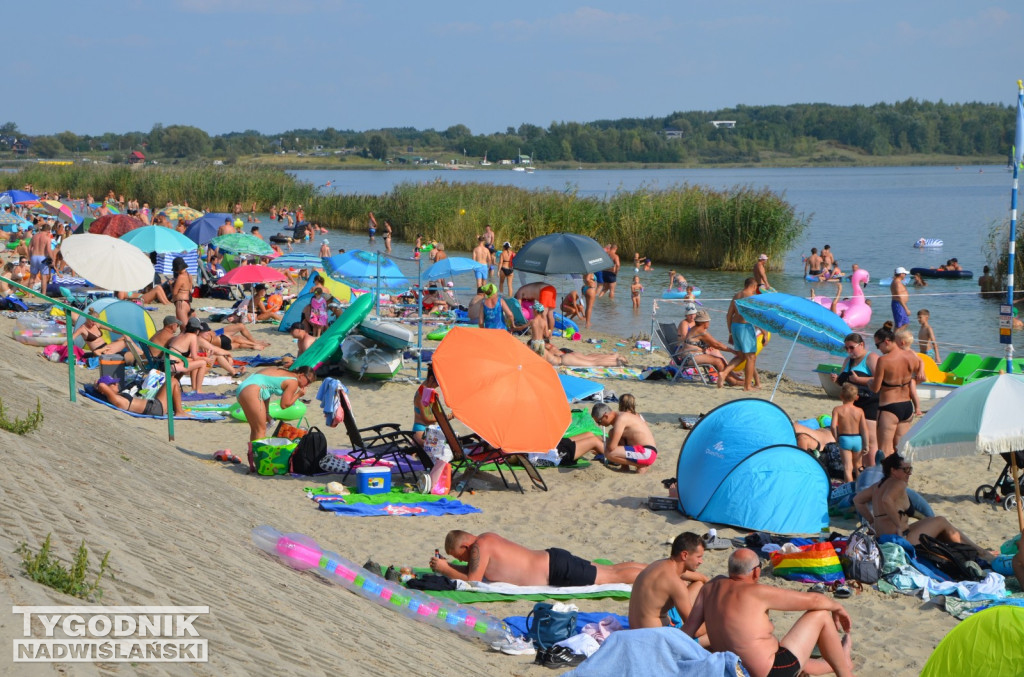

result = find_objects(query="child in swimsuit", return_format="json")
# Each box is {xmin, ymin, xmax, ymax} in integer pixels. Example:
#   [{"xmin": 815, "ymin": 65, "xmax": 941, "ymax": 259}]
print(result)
[
  {"xmin": 831, "ymin": 383, "xmax": 868, "ymax": 483},
  {"xmin": 630, "ymin": 276, "xmax": 643, "ymax": 310}
]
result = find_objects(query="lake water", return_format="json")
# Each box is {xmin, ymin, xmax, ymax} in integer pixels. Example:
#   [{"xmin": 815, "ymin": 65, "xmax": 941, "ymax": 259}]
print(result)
[{"xmin": 280, "ymin": 166, "xmax": 1020, "ymax": 383}]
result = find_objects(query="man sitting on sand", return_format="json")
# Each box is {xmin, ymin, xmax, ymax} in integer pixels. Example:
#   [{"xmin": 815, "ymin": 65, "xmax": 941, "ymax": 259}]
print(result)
[
  {"xmin": 629, "ymin": 532, "xmax": 709, "ymax": 644},
  {"xmin": 682, "ymin": 548, "xmax": 854, "ymax": 677},
  {"xmin": 589, "ymin": 402, "xmax": 658, "ymax": 472},
  {"xmin": 428, "ymin": 530, "xmax": 646, "ymax": 586}
]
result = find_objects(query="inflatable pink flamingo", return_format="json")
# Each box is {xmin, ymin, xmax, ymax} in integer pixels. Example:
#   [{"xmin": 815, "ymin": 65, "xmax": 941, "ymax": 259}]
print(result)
[{"xmin": 812, "ymin": 268, "xmax": 872, "ymax": 328}]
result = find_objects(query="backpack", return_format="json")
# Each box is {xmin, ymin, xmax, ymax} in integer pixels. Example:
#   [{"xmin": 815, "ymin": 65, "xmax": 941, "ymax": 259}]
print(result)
[
  {"xmin": 818, "ymin": 442, "xmax": 846, "ymax": 481},
  {"xmin": 289, "ymin": 426, "xmax": 328, "ymax": 475},
  {"xmin": 914, "ymin": 534, "xmax": 985, "ymax": 582},
  {"xmin": 839, "ymin": 526, "xmax": 884, "ymax": 583}
]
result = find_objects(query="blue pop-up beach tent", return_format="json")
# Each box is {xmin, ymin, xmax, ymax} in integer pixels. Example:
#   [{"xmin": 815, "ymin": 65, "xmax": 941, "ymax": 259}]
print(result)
[{"xmin": 676, "ymin": 399, "xmax": 829, "ymax": 534}]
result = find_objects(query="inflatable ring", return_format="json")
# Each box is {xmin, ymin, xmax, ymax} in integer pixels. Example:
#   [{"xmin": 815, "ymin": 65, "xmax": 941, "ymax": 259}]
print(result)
[
  {"xmin": 419, "ymin": 244, "xmax": 435, "ymax": 252},
  {"xmin": 427, "ymin": 326, "xmax": 452, "ymax": 341},
  {"xmin": 229, "ymin": 400, "xmax": 307, "ymax": 422}
]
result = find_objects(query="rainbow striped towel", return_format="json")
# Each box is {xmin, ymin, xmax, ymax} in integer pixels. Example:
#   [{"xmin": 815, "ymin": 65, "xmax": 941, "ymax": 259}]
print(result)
[{"xmin": 769, "ymin": 541, "xmax": 845, "ymax": 584}]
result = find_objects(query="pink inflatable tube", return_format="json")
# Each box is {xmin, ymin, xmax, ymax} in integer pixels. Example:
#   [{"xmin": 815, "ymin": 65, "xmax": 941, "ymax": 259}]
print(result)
[{"xmin": 251, "ymin": 526, "xmax": 511, "ymax": 644}]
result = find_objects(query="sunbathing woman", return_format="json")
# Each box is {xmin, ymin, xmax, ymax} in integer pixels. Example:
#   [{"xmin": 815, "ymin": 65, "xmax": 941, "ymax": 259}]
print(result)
[
  {"xmin": 94, "ymin": 375, "xmax": 184, "ymax": 418},
  {"xmin": 540, "ymin": 342, "xmax": 627, "ymax": 367},
  {"xmin": 236, "ymin": 365, "xmax": 315, "ymax": 442},
  {"xmin": 854, "ymin": 453, "xmax": 995, "ymax": 562},
  {"xmin": 167, "ymin": 318, "xmax": 210, "ymax": 393},
  {"xmin": 72, "ymin": 315, "xmax": 130, "ymax": 356},
  {"xmin": 680, "ymin": 311, "xmax": 743, "ymax": 386},
  {"xmin": 216, "ymin": 322, "xmax": 270, "ymax": 350}
]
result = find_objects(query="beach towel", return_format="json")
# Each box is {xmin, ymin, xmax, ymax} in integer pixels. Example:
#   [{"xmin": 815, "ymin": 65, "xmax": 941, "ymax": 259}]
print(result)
[
  {"xmin": 562, "ymin": 366, "xmax": 646, "ymax": 381},
  {"xmin": 944, "ymin": 595, "xmax": 1024, "ymax": 620},
  {"xmin": 308, "ymin": 488, "xmax": 480, "ymax": 516},
  {"xmin": 317, "ymin": 498, "xmax": 480, "ymax": 517},
  {"xmin": 180, "ymin": 391, "xmax": 231, "ymax": 401},
  {"xmin": 503, "ymin": 612, "xmax": 629, "ymax": 641},
  {"xmin": 769, "ymin": 541, "xmax": 845, "ymax": 584},
  {"xmin": 179, "ymin": 375, "xmax": 237, "ymax": 387},
  {"xmin": 79, "ymin": 388, "xmax": 224, "ymax": 421},
  {"xmin": 234, "ymin": 354, "xmax": 291, "ymax": 367},
  {"xmin": 564, "ymin": 627, "xmax": 745, "ymax": 677}
]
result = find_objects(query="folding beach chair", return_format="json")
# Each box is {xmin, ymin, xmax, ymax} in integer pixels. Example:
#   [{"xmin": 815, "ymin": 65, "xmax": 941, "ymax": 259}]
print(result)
[
  {"xmin": 58, "ymin": 286, "xmax": 90, "ymax": 310},
  {"xmin": 337, "ymin": 389, "xmax": 430, "ymax": 483},
  {"xmin": 431, "ymin": 400, "xmax": 547, "ymax": 496},
  {"xmin": 654, "ymin": 321, "xmax": 713, "ymax": 384}
]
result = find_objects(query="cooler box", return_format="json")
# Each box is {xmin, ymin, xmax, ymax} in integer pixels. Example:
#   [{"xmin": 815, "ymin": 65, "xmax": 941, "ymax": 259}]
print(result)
[
  {"xmin": 100, "ymin": 355, "xmax": 126, "ymax": 388},
  {"xmin": 356, "ymin": 466, "xmax": 391, "ymax": 495}
]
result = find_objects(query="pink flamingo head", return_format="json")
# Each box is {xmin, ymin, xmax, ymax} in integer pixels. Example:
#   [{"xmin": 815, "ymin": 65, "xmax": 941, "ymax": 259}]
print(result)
[{"xmin": 849, "ymin": 268, "xmax": 870, "ymax": 295}]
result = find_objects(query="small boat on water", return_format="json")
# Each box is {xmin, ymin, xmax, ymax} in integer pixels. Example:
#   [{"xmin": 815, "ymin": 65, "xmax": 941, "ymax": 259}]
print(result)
[
  {"xmin": 910, "ymin": 267, "xmax": 973, "ymax": 279},
  {"xmin": 358, "ymin": 317, "xmax": 414, "ymax": 350},
  {"xmin": 341, "ymin": 335, "xmax": 402, "ymax": 380}
]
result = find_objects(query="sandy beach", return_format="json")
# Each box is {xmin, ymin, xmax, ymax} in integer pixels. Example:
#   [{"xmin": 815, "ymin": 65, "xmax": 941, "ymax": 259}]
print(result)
[{"xmin": 0, "ymin": 305, "xmax": 1018, "ymax": 677}]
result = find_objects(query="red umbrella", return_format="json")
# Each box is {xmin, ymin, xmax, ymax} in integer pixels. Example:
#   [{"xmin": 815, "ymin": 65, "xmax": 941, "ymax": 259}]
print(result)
[
  {"xmin": 217, "ymin": 264, "xmax": 289, "ymax": 286},
  {"xmin": 89, "ymin": 214, "xmax": 145, "ymax": 238}
]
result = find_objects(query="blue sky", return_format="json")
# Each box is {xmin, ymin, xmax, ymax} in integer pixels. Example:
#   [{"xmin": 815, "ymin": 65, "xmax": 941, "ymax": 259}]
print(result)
[{"xmin": 8, "ymin": 1, "xmax": 1024, "ymax": 136}]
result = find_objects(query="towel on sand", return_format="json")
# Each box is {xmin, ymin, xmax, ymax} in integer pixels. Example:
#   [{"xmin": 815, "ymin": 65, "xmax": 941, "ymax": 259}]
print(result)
[
  {"xmin": 503, "ymin": 612, "xmax": 629, "ymax": 639},
  {"xmin": 566, "ymin": 627, "xmax": 745, "ymax": 677}
]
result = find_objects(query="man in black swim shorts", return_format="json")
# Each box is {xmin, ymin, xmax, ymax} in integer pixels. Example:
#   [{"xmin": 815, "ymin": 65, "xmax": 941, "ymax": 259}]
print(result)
[
  {"xmin": 683, "ymin": 549, "xmax": 854, "ymax": 677},
  {"xmin": 429, "ymin": 530, "xmax": 646, "ymax": 587}
]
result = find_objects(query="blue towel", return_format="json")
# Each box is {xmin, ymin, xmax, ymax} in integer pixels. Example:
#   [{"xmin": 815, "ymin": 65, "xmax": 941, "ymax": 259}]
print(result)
[
  {"xmin": 79, "ymin": 389, "xmax": 224, "ymax": 421},
  {"xmin": 318, "ymin": 499, "xmax": 481, "ymax": 517},
  {"xmin": 503, "ymin": 612, "xmax": 629, "ymax": 639},
  {"xmin": 566, "ymin": 627, "xmax": 746, "ymax": 677},
  {"xmin": 180, "ymin": 391, "xmax": 231, "ymax": 401}
]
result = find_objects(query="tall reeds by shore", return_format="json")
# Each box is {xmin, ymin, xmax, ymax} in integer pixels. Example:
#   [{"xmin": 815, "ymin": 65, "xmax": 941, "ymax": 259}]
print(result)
[{"xmin": 3, "ymin": 166, "xmax": 807, "ymax": 270}]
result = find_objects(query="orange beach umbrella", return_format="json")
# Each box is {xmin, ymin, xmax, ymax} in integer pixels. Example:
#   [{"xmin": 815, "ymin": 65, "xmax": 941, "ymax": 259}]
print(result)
[{"xmin": 432, "ymin": 327, "xmax": 571, "ymax": 453}]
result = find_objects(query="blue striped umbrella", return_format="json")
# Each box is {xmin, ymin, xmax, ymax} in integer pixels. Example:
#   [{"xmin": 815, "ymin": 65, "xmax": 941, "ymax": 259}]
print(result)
[
  {"xmin": 735, "ymin": 292, "xmax": 852, "ymax": 401},
  {"xmin": 269, "ymin": 252, "xmax": 322, "ymax": 269}
]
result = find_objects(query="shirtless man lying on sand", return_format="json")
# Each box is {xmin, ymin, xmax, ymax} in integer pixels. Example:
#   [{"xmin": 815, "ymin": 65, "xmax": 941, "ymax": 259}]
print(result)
[
  {"xmin": 682, "ymin": 548, "xmax": 853, "ymax": 677},
  {"xmin": 428, "ymin": 530, "xmax": 646, "ymax": 586},
  {"xmin": 629, "ymin": 532, "xmax": 710, "ymax": 645}
]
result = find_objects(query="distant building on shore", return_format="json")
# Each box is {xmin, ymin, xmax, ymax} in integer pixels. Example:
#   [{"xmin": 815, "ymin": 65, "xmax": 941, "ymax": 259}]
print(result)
[{"xmin": 711, "ymin": 121, "xmax": 737, "ymax": 129}]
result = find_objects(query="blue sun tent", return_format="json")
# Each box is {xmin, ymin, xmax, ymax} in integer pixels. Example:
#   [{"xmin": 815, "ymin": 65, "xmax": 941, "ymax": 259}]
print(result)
[
  {"xmin": 676, "ymin": 399, "xmax": 829, "ymax": 534},
  {"xmin": 278, "ymin": 293, "xmax": 313, "ymax": 332},
  {"xmin": 73, "ymin": 298, "xmax": 157, "ymax": 349}
]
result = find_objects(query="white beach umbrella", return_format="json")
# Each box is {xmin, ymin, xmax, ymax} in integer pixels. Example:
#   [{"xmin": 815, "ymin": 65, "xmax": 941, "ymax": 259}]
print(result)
[{"xmin": 60, "ymin": 233, "xmax": 156, "ymax": 292}]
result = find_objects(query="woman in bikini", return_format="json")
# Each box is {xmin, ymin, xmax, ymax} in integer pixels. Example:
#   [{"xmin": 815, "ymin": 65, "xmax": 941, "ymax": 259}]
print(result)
[
  {"xmin": 236, "ymin": 366, "xmax": 314, "ymax": 442},
  {"xmin": 72, "ymin": 316, "xmax": 130, "ymax": 356},
  {"xmin": 854, "ymin": 453, "xmax": 995, "ymax": 562},
  {"xmin": 832, "ymin": 332, "xmax": 879, "ymax": 461},
  {"xmin": 582, "ymin": 272, "xmax": 597, "ymax": 328},
  {"xmin": 498, "ymin": 242, "xmax": 515, "ymax": 296},
  {"xmin": 870, "ymin": 326, "xmax": 921, "ymax": 459},
  {"xmin": 170, "ymin": 256, "xmax": 193, "ymax": 325},
  {"xmin": 680, "ymin": 311, "xmax": 743, "ymax": 385}
]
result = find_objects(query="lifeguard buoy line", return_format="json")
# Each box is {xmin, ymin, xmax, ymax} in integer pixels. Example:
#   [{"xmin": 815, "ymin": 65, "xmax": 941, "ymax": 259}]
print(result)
[{"xmin": 251, "ymin": 526, "xmax": 513, "ymax": 644}]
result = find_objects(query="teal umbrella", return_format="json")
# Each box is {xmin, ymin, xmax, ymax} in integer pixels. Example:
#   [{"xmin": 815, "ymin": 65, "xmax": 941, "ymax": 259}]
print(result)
[
  {"xmin": 120, "ymin": 226, "xmax": 197, "ymax": 254},
  {"xmin": 210, "ymin": 233, "xmax": 273, "ymax": 256}
]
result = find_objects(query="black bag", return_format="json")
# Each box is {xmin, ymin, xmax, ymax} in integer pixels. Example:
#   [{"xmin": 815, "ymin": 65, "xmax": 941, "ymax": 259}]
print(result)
[
  {"xmin": 526, "ymin": 602, "xmax": 578, "ymax": 650},
  {"xmin": 819, "ymin": 442, "xmax": 846, "ymax": 481},
  {"xmin": 289, "ymin": 426, "xmax": 328, "ymax": 475},
  {"xmin": 914, "ymin": 534, "xmax": 984, "ymax": 582}
]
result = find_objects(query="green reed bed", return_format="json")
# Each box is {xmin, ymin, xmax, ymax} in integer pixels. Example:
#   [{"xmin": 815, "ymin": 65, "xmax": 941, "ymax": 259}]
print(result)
[
  {"xmin": 323, "ymin": 181, "xmax": 808, "ymax": 270},
  {"xmin": 1, "ymin": 164, "xmax": 315, "ymax": 213},
  {"xmin": 3, "ymin": 166, "xmax": 807, "ymax": 269}
]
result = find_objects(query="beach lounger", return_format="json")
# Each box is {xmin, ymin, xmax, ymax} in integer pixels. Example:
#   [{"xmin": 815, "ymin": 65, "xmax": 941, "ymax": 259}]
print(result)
[
  {"xmin": 58, "ymin": 286, "xmax": 90, "ymax": 310},
  {"xmin": 431, "ymin": 400, "xmax": 547, "ymax": 496},
  {"xmin": 654, "ymin": 321, "xmax": 713, "ymax": 385},
  {"xmin": 337, "ymin": 389, "xmax": 430, "ymax": 483}
]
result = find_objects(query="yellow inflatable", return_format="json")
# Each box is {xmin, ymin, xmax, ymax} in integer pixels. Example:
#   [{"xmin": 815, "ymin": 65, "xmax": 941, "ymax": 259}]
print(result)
[{"xmin": 736, "ymin": 329, "xmax": 770, "ymax": 372}]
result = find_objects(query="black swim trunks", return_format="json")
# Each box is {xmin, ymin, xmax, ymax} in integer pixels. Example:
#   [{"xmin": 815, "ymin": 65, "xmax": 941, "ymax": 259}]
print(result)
[
  {"xmin": 879, "ymin": 400, "xmax": 914, "ymax": 422},
  {"xmin": 220, "ymin": 335, "xmax": 233, "ymax": 351},
  {"xmin": 603, "ymin": 272, "xmax": 617, "ymax": 284},
  {"xmin": 546, "ymin": 548, "xmax": 597, "ymax": 587},
  {"xmin": 143, "ymin": 398, "xmax": 164, "ymax": 416},
  {"xmin": 768, "ymin": 646, "xmax": 801, "ymax": 677}
]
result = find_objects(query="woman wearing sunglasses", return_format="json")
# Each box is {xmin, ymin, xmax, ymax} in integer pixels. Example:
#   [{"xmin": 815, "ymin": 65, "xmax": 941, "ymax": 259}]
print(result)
[
  {"xmin": 854, "ymin": 454, "xmax": 995, "ymax": 562},
  {"xmin": 831, "ymin": 332, "xmax": 879, "ymax": 463}
]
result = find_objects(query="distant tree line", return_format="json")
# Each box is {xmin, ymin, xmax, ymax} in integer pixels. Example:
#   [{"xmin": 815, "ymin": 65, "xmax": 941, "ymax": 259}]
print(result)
[{"xmin": 0, "ymin": 99, "xmax": 1017, "ymax": 164}]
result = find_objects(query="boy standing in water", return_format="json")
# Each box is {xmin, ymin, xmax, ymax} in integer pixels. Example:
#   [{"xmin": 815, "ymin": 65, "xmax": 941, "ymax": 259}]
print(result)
[{"xmin": 917, "ymin": 309, "xmax": 940, "ymax": 362}]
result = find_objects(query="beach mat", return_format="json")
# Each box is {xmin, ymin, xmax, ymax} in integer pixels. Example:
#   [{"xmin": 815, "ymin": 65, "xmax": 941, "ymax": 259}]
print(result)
[
  {"xmin": 559, "ymin": 373, "xmax": 604, "ymax": 402},
  {"xmin": 504, "ymin": 611, "xmax": 630, "ymax": 638},
  {"xmin": 180, "ymin": 391, "xmax": 231, "ymax": 401},
  {"xmin": 308, "ymin": 488, "xmax": 481, "ymax": 517},
  {"xmin": 562, "ymin": 366, "xmax": 646, "ymax": 381},
  {"xmin": 79, "ymin": 388, "xmax": 225, "ymax": 421}
]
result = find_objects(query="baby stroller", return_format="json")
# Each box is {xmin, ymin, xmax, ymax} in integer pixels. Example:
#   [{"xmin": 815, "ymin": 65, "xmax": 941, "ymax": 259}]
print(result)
[{"xmin": 974, "ymin": 450, "xmax": 1024, "ymax": 510}]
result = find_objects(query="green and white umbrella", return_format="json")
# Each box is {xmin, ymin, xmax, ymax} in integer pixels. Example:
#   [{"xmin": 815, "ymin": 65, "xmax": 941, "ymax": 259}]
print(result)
[{"xmin": 209, "ymin": 233, "xmax": 273, "ymax": 256}]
